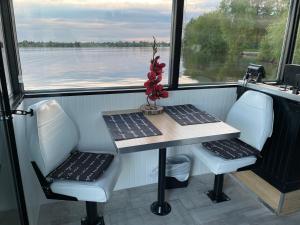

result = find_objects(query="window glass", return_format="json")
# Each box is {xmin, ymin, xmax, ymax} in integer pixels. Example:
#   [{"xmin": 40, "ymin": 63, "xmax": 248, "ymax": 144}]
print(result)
[
  {"xmin": 292, "ymin": 23, "xmax": 300, "ymax": 64},
  {"xmin": 13, "ymin": 0, "xmax": 172, "ymax": 90},
  {"xmin": 179, "ymin": 0, "xmax": 290, "ymax": 85},
  {"xmin": 0, "ymin": 17, "xmax": 12, "ymax": 96}
]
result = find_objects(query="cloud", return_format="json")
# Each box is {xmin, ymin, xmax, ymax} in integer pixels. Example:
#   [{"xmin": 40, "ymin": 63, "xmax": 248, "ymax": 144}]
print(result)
[
  {"xmin": 13, "ymin": 0, "xmax": 221, "ymax": 42},
  {"xmin": 16, "ymin": 16, "xmax": 171, "ymax": 42},
  {"xmin": 14, "ymin": 0, "xmax": 173, "ymax": 12}
]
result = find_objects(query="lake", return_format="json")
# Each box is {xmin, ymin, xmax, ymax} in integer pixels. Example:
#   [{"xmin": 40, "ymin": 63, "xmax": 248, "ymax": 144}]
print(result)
[
  {"xmin": 19, "ymin": 47, "xmax": 277, "ymax": 90},
  {"xmin": 19, "ymin": 47, "xmax": 196, "ymax": 90}
]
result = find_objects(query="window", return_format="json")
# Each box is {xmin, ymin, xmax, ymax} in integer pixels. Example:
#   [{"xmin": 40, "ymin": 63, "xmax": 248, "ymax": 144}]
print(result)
[
  {"xmin": 0, "ymin": 0, "xmax": 23, "ymax": 104},
  {"xmin": 292, "ymin": 20, "xmax": 300, "ymax": 64},
  {"xmin": 179, "ymin": 0, "xmax": 290, "ymax": 85},
  {"xmin": 0, "ymin": 21, "xmax": 12, "ymax": 96},
  {"xmin": 13, "ymin": 0, "xmax": 172, "ymax": 91}
]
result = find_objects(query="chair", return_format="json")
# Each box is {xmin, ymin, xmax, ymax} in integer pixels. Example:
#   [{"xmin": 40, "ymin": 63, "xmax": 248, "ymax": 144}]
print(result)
[
  {"xmin": 26, "ymin": 100, "xmax": 121, "ymax": 225},
  {"xmin": 196, "ymin": 90, "xmax": 273, "ymax": 203}
]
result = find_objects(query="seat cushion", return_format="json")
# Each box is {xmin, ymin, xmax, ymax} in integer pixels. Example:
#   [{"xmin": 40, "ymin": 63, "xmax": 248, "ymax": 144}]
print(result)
[
  {"xmin": 50, "ymin": 154, "xmax": 121, "ymax": 202},
  {"xmin": 47, "ymin": 151, "xmax": 114, "ymax": 182},
  {"xmin": 193, "ymin": 144, "xmax": 257, "ymax": 175},
  {"xmin": 202, "ymin": 138, "xmax": 261, "ymax": 160}
]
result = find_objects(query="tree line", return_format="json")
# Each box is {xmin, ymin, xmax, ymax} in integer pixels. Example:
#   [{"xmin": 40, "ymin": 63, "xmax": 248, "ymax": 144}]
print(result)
[
  {"xmin": 182, "ymin": 0, "xmax": 289, "ymax": 82},
  {"xmin": 18, "ymin": 41, "xmax": 170, "ymax": 48}
]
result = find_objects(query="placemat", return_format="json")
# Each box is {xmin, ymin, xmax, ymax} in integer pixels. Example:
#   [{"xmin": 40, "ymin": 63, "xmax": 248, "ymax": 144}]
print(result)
[
  {"xmin": 164, "ymin": 104, "xmax": 220, "ymax": 126},
  {"xmin": 103, "ymin": 112, "xmax": 162, "ymax": 141},
  {"xmin": 202, "ymin": 138, "xmax": 261, "ymax": 160}
]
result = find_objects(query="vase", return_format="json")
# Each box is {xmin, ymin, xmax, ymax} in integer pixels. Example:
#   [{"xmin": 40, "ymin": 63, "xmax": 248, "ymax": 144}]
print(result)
[{"xmin": 140, "ymin": 104, "xmax": 164, "ymax": 115}]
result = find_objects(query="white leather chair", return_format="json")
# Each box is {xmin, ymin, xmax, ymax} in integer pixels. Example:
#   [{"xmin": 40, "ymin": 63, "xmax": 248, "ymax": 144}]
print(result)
[
  {"xmin": 196, "ymin": 90, "xmax": 273, "ymax": 202},
  {"xmin": 26, "ymin": 100, "xmax": 121, "ymax": 225}
]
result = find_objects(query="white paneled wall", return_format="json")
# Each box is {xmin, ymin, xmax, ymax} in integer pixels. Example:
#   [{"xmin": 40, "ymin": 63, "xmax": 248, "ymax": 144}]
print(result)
[
  {"xmin": 14, "ymin": 87, "xmax": 236, "ymax": 225},
  {"xmin": 24, "ymin": 88, "xmax": 237, "ymax": 190},
  {"xmin": 13, "ymin": 102, "xmax": 44, "ymax": 225}
]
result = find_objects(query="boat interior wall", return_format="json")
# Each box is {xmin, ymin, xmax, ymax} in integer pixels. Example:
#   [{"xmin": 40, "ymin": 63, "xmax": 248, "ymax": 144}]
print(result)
[
  {"xmin": 13, "ymin": 101, "xmax": 47, "ymax": 225},
  {"xmin": 0, "ymin": 130, "xmax": 17, "ymax": 212},
  {"xmin": 13, "ymin": 87, "xmax": 237, "ymax": 225}
]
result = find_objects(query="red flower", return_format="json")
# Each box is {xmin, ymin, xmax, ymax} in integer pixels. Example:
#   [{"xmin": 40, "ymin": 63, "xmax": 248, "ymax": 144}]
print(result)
[
  {"xmin": 144, "ymin": 80, "xmax": 151, "ymax": 88},
  {"xmin": 144, "ymin": 38, "xmax": 169, "ymax": 104},
  {"xmin": 147, "ymin": 72, "xmax": 156, "ymax": 81},
  {"xmin": 156, "ymin": 74, "xmax": 162, "ymax": 83},
  {"xmin": 149, "ymin": 95, "xmax": 157, "ymax": 101},
  {"xmin": 160, "ymin": 90, "xmax": 169, "ymax": 98},
  {"xmin": 154, "ymin": 84, "xmax": 163, "ymax": 91},
  {"xmin": 146, "ymin": 87, "xmax": 152, "ymax": 95}
]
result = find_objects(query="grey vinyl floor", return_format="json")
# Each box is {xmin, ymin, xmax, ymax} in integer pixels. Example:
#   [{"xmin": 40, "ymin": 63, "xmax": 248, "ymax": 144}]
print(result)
[{"xmin": 38, "ymin": 174, "xmax": 300, "ymax": 225}]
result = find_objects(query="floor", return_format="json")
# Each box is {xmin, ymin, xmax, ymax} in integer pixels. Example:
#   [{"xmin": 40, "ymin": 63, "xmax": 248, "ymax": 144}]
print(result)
[{"xmin": 38, "ymin": 174, "xmax": 300, "ymax": 225}]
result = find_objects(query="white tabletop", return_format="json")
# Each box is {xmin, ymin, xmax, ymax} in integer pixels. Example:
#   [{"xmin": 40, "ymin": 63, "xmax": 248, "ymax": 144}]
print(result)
[{"xmin": 103, "ymin": 109, "xmax": 240, "ymax": 153}]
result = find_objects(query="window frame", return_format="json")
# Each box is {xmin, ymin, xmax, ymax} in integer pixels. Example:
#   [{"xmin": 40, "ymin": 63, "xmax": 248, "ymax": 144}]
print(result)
[
  {"xmin": 2, "ymin": 0, "xmax": 299, "ymax": 99},
  {"xmin": 278, "ymin": 0, "xmax": 300, "ymax": 81},
  {"xmin": 0, "ymin": 0, "xmax": 23, "ymax": 107}
]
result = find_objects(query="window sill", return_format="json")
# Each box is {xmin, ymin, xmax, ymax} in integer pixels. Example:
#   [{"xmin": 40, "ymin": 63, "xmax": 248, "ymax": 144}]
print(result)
[{"xmin": 24, "ymin": 83, "xmax": 239, "ymax": 98}]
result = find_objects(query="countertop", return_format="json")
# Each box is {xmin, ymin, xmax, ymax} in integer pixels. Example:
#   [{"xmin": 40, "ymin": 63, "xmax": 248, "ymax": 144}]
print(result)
[{"xmin": 238, "ymin": 80, "xmax": 300, "ymax": 102}]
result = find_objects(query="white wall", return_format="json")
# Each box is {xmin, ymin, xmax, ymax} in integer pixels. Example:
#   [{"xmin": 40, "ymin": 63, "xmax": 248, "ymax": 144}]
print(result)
[
  {"xmin": 24, "ymin": 88, "xmax": 237, "ymax": 190},
  {"xmin": 13, "ymin": 102, "xmax": 46, "ymax": 225},
  {"xmin": 13, "ymin": 87, "xmax": 237, "ymax": 224}
]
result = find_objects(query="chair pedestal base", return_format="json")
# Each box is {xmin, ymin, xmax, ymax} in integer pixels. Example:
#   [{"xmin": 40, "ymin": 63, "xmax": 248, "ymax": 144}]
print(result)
[
  {"xmin": 207, "ymin": 174, "xmax": 231, "ymax": 203},
  {"xmin": 206, "ymin": 190, "xmax": 230, "ymax": 203},
  {"xmin": 81, "ymin": 216, "xmax": 104, "ymax": 225},
  {"xmin": 81, "ymin": 202, "xmax": 105, "ymax": 225}
]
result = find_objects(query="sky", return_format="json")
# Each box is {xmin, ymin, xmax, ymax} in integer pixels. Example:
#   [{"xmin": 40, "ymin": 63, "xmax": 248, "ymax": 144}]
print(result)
[{"xmin": 13, "ymin": 0, "xmax": 221, "ymax": 42}]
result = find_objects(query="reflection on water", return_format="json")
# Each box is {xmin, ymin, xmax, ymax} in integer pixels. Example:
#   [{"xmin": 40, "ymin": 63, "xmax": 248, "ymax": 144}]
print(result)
[
  {"xmin": 19, "ymin": 47, "xmax": 277, "ymax": 90},
  {"xmin": 180, "ymin": 51, "xmax": 278, "ymax": 84},
  {"xmin": 20, "ymin": 47, "xmax": 174, "ymax": 90}
]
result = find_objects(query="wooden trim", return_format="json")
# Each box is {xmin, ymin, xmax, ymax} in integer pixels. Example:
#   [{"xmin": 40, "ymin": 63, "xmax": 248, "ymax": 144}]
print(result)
[
  {"xmin": 234, "ymin": 171, "xmax": 300, "ymax": 215},
  {"xmin": 234, "ymin": 171, "xmax": 281, "ymax": 212},
  {"xmin": 281, "ymin": 190, "xmax": 300, "ymax": 215}
]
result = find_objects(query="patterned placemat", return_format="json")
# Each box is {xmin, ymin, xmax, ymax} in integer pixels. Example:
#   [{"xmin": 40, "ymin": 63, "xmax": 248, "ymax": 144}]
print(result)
[
  {"xmin": 47, "ymin": 151, "xmax": 114, "ymax": 182},
  {"xmin": 164, "ymin": 104, "xmax": 220, "ymax": 126},
  {"xmin": 202, "ymin": 138, "xmax": 261, "ymax": 160},
  {"xmin": 103, "ymin": 112, "xmax": 162, "ymax": 141}
]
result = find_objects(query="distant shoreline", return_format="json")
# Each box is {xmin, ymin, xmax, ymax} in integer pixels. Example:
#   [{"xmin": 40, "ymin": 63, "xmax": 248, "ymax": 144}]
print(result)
[{"xmin": 18, "ymin": 41, "xmax": 170, "ymax": 48}]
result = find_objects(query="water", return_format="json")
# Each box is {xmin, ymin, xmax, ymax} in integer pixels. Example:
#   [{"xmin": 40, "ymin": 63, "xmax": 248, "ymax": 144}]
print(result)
[
  {"xmin": 19, "ymin": 47, "xmax": 182, "ymax": 90},
  {"xmin": 19, "ymin": 47, "xmax": 277, "ymax": 90}
]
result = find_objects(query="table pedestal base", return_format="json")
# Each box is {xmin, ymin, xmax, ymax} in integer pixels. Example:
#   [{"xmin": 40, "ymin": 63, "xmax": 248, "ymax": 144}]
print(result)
[
  {"xmin": 151, "ymin": 148, "xmax": 171, "ymax": 216},
  {"xmin": 151, "ymin": 201, "xmax": 171, "ymax": 216}
]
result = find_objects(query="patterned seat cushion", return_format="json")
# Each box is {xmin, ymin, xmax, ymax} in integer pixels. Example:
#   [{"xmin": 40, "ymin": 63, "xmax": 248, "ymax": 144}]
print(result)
[
  {"xmin": 46, "ymin": 151, "xmax": 114, "ymax": 182},
  {"xmin": 202, "ymin": 138, "xmax": 261, "ymax": 160}
]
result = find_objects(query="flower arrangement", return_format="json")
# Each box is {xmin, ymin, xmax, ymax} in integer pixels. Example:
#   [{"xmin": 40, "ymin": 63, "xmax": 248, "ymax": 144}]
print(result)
[{"xmin": 144, "ymin": 37, "xmax": 169, "ymax": 110}]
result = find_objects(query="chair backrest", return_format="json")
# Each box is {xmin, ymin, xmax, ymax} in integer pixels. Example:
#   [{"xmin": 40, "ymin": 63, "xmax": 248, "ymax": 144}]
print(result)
[
  {"xmin": 26, "ymin": 100, "xmax": 79, "ymax": 176},
  {"xmin": 226, "ymin": 90, "xmax": 273, "ymax": 151}
]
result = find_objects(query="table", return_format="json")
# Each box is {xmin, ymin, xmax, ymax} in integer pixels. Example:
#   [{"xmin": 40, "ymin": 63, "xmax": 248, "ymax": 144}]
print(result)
[{"xmin": 103, "ymin": 109, "xmax": 240, "ymax": 216}]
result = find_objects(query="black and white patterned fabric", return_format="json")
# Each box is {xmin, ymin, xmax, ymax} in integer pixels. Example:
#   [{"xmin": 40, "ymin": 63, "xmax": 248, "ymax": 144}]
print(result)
[
  {"xmin": 103, "ymin": 112, "xmax": 162, "ymax": 141},
  {"xmin": 164, "ymin": 104, "xmax": 220, "ymax": 126},
  {"xmin": 46, "ymin": 151, "xmax": 114, "ymax": 182},
  {"xmin": 202, "ymin": 138, "xmax": 261, "ymax": 160}
]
